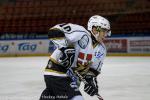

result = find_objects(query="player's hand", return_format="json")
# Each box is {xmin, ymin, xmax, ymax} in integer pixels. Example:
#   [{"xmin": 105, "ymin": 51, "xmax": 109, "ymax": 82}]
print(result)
[
  {"xmin": 72, "ymin": 61, "xmax": 92, "ymax": 77},
  {"xmin": 84, "ymin": 75, "xmax": 98, "ymax": 96}
]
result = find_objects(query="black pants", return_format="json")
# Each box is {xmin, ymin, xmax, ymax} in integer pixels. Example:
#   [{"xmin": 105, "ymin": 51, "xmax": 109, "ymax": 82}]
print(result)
[{"xmin": 39, "ymin": 75, "xmax": 81, "ymax": 100}]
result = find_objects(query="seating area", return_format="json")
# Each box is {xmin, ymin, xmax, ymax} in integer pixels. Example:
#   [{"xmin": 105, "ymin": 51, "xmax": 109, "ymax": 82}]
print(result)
[
  {"xmin": 0, "ymin": 0, "xmax": 150, "ymax": 36},
  {"xmin": 112, "ymin": 13, "xmax": 150, "ymax": 34}
]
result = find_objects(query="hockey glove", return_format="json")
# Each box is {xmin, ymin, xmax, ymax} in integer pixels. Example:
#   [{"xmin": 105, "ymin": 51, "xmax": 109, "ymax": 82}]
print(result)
[
  {"xmin": 72, "ymin": 61, "xmax": 92, "ymax": 78},
  {"xmin": 84, "ymin": 74, "xmax": 98, "ymax": 96},
  {"xmin": 58, "ymin": 47, "xmax": 75, "ymax": 69}
]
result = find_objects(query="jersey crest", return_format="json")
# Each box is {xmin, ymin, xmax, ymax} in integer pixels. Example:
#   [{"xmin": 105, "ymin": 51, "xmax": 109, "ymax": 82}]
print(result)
[{"xmin": 78, "ymin": 35, "xmax": 89, "ymax": 49}]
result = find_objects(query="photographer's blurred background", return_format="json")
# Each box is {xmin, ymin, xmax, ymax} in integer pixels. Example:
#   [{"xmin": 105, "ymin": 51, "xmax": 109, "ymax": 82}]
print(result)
[{"xmin": 0, "ymin": 0, "xmax": 150, "ymax": 56}]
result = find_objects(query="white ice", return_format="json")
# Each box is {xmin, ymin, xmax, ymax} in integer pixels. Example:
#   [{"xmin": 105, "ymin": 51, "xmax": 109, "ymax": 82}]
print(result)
[{"xmin": 0, "ymin": 57, "xmax": 150, "ymax": 100}]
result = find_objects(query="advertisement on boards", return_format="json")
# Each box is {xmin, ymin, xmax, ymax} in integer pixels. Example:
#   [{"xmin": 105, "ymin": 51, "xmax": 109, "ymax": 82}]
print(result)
[
  {"xmin": 1, "ymin": 37, "xmax": 150, "ymax": 56},
  {"xmin": 0, "ymin": 40, "xmax": 50, "ymax": 56},
  {"xmin": 104, "ymin": 39, "xmax": 128, "ymax": 53},
  {"xmin": 0, "ymin": 43, "xmax": 10, "ymax": 53},
  {"xmin": 128, "ymin": 37, "xmax": 150, "ymax": 53}
]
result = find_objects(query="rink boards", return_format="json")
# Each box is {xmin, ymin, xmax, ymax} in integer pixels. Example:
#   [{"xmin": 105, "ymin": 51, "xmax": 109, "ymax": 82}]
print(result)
[{"xmin": 0, "ymin": 37, "xmax": 150, "ymax": 57}]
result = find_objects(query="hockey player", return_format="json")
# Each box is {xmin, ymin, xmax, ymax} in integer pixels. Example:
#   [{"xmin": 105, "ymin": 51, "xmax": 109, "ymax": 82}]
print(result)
[{"xmin": 39, "ymin": 15, "xmax": 111, "ymax": 100}]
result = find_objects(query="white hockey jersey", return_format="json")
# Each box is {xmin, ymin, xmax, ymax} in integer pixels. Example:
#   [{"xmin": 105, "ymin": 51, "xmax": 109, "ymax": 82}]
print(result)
[{"xmin": 45, "ymin": 23, "xmax": 106, "ymax": 76}]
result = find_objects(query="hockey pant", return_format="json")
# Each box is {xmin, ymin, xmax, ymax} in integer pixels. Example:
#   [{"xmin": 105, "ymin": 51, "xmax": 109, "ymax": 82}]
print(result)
[{"xmin": 39, "ymin": 75, "xmax": 84, "ymax": 100}]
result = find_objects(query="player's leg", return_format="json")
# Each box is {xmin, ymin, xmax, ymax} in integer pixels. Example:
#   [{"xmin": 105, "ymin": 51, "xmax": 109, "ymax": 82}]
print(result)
[
  {"xmin": 39, "ymin": 75, "xmax": 56, "ymax": 100},
  {"xmin": 40, "ymin": 75, "xmax": 82, "ymax": 100}
]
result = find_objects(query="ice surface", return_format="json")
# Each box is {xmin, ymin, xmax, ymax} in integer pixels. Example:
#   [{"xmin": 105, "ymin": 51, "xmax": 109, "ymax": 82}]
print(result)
[{"xmin": 0, "ymin": 57, "xmax": 150, "ymax": 100}]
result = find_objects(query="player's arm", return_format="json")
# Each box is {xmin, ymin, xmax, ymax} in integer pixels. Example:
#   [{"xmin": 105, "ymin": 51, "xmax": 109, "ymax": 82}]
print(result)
[
  {"xmin": 71, "ymin": 41, "xmax": 100, "ymax": 96},
  {"xmin": 83, "ymin": 57, "xmax": 105, "ymax": 96},
  {"xmin": 83, "ymin": 68, "xmax": 100, "ymax": 96},
  {"xmin": 49, "ymin": 23, "xmax": 89, "ymax": 69},
  {"xmin": 73, "ymin": 62, "xmax": 100, "ymax": 96},
  {"xmin": 47, "ymin": 24, "xmax": 76, "ymax": 70}
]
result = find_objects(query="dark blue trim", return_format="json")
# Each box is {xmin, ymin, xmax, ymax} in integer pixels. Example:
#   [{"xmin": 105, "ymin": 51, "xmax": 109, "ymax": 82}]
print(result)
[{"xmin": 0, "ymin": 32, "xmax": 150, "ymax": 40}]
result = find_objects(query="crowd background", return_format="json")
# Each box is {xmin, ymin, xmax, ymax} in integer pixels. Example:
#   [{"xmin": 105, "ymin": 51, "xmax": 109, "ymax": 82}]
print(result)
[{"xmin": 0, "ymin": 0, "xmax": 150, "ymax": 56}]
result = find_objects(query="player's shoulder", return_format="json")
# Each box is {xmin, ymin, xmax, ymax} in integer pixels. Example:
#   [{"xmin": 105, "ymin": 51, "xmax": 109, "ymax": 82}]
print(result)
[
  {"xmin": 63, "ymin": 23, "xmax": 90, "ymax": 42},
  {"xmin": 49, "ymin": 23, "xmax": 90, "ymax": 43},
  {"xmin": 52, "ymin": 23, "xmax": 88, "ymax": 34}
]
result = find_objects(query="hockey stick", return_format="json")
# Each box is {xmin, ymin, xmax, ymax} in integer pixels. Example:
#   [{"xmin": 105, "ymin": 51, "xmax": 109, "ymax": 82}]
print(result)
[{"xmin": 74, "ymin": 70, "xmax": 104, "ymax": 100}]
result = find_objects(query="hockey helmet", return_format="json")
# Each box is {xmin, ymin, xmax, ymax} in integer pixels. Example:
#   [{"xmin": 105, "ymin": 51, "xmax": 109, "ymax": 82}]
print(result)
[{"xmin": 87, "ymin": 15, "xmax": 111, "ymax": 37}]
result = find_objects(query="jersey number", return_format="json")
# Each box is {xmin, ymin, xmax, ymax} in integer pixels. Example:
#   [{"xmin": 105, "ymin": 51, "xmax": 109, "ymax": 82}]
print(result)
[{"xmin": 59, "ymin": 24, "xmax": 71, "ymax": 32}]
